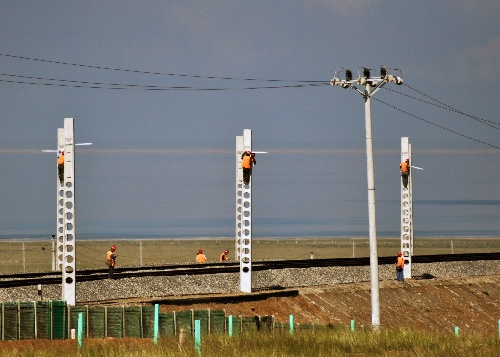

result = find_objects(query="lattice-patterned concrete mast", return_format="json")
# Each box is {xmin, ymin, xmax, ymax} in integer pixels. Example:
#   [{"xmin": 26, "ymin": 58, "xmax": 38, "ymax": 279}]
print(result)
[
  {"xmin": 235, "ymin": 129, "xmax": 252, "ymax": 293},
  {"xmin": 401, "ymin": 137, "xmax": 413, "ymax": 279},
  {"xmin": 61, "ymin": 118, "xmax": 76, "ymax": 305}
]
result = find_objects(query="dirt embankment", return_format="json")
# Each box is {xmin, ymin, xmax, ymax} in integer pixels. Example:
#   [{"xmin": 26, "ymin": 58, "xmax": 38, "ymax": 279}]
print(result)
[{"xmin": 154, "ymin": 275, "xmax": 500, "ymax": 335}]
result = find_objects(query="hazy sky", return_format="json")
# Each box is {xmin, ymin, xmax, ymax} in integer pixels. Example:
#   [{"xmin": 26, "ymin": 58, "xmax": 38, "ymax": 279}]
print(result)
[{"xmin": 1, "ymin": 1, "xmax": 500, "ymax": 239}]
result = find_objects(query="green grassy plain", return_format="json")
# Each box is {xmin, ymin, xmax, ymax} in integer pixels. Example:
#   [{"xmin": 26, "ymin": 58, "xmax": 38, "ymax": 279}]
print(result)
[
  {"xmin": 1, "ymin": 237, "xmax": 499, "ymax": 273},
  {"xmin": 0, "ymin": 328, "xmax": 499, "ymax": 356}
]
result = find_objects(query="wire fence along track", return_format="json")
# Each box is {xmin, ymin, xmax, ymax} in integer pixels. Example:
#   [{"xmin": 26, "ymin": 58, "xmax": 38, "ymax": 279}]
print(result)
[{"xmin": 0, "ymin": 252, "xmax": 499, "ymax": 289}]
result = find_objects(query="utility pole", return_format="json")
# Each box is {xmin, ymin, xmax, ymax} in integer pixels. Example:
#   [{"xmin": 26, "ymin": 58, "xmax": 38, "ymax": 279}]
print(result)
[{"xmin": 330, "ymin": 67, "xmax": 403, "ymax": 329}]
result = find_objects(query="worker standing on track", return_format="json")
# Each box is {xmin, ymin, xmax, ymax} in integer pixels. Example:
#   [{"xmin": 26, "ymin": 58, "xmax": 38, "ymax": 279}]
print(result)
[
  {"xmin": 396, "ymin": 252, "xmax": 405, "ymax": 282},
  {"xmin": 220, "ymin": 249, "xmax": 230, "ymax": 262},
  {"xmin": 106, "ymin": 245, "xmax": 118, "ymax": 280},
  {"xmin": 196, "ymin": 249, "xmax": 207, "ymax": 263}
]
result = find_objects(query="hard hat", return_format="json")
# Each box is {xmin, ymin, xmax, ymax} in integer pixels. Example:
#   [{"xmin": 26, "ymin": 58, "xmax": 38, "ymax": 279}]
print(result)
[
  {"xmin": 397, "ymin": 252, "xmax": 402, "ymax": 257},
  {"xmin": 111, "ymin": 245, "xmax": 116, "ymax": 251},
  {"xmin": 224, "ymin": 249, "xmax": 229, "ymax": 254},
  {"xmin": 198, "ymin": 249, "xmax": 203, "ymax": 254}
]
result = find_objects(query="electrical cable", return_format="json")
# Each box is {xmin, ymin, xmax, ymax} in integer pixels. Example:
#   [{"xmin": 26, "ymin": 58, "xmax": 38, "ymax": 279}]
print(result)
[
  {"xmin": 0, "ymin": 74, "xmax": 327, "ymax": 91},
  {"xmin": 384, "ymin": 85, "xmax": 500, "ymax": 131},
  {"xmin": 373, "ymin": 97, "xmax": 500, "ymax": 150},
  {"xmin": 0, "ymin": 53, "xmax": 327, "ymax": 83}
]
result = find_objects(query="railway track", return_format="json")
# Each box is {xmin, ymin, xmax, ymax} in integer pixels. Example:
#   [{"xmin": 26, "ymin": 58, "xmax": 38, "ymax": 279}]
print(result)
[{"xmin": 1, "ymin": 252, "xmax": 499, "ymax": 288}]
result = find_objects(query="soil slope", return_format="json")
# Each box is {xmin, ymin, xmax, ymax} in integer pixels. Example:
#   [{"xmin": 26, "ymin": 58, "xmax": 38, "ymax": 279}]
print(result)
[{"xmin": 156, "ymin": 275, "xmax": 500, "ymax": 335}]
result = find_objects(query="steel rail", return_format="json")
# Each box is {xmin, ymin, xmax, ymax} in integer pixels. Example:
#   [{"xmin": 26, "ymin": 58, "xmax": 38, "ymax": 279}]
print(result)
[{"xmin": 0, "ymin": 252, "xmax": 498, "ymax": 288}]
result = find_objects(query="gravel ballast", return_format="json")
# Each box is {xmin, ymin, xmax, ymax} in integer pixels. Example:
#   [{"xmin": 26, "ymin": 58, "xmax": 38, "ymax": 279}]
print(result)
[{"xmin": 1, "ymin": 260, "xmax": 499, "ymax": 304}]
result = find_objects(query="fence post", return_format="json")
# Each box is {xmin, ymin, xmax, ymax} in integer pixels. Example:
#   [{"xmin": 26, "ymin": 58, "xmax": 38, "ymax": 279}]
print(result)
[
  {"xmin": 350, "ymin": 319, "xmax": 355, "ymax": 332},
  {"xmin": 34, "ymin": 302, "xmax": 37, "ymax": 340},
  {"xmin": 154, "ymin": 304, "xmax": 159, "ymax": 345},
  {"xmin": 289, "ymin": 315, "xmax": 294, "ymax": 334},
  {"xmin": 228, "ymin": 315, "xmax": 233, "ymax": 337},
  {"xmin": 194, "ymin": 320, "xmax": 201, "ymax": 355},
  {"xmin": 77, "ymin": 312, "xmax": 83, "ymax": 350},
  {"xmin": 454, "ymin": 326, "xmax": 459, "ymax": 336}
]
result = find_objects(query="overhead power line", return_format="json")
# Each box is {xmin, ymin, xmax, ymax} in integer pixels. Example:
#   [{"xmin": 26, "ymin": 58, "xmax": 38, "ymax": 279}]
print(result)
[
  {"xmin": 385, "ymin": 84, "xmax": 500, "ymax": 131},
  {"xmin": 0, "ymin": 53, "xmax": 326, "ymax": 84},
  {"xmin": 0, "ymin": 73, "xmax": 328, "ymax": 91},
  {"xmin": 373, "ymin": 97, "xmax": 500, "ymax": 150}
]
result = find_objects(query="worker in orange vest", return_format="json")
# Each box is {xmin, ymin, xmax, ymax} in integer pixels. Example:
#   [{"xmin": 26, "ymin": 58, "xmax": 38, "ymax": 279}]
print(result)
[
  {"xmin": 106, "ymin": 245, "xmax": 118, "ymax": 280},
  {"xmin": 400, "ymin": 158, "xmax": 410, "ymax": 188},
  {"xmin": 241, "ymin": 151, "xmax": 256, "ymax": 185},
  {"xmin": 396, "ymin": 252, "xmax": 405, "ymax": 282},
  {"xmin": 57, "ymin": 151, "xmax": 65, "ymax": 183},
  {"xmin": 220, "ymin": 249, "xmax": 230, "ymax": 262},
  {"xmin": 196, "ymin": 249, "xmax": 207, "ymax": 263}
]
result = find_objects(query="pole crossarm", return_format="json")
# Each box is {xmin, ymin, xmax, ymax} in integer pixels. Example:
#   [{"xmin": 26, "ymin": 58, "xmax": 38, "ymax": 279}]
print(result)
[{"xmin": 330, "ymin": 67, "xmax": 403, "ymax": 95}]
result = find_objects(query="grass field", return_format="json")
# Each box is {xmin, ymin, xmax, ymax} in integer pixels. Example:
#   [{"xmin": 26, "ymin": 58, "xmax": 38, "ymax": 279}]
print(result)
[
  {"xmin": 1, "ymin": 237, "xmax": 499, "ymax": 273},
  {"xmin": 0, "ymin": 328, "xmax": 499, "ymax": 356}
]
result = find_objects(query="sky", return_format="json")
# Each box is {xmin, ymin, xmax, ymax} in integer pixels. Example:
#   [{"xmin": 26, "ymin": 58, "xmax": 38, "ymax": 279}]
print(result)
[{"xmin": 1, "ymin": 1, "xmax": 500, "ymax": 240}]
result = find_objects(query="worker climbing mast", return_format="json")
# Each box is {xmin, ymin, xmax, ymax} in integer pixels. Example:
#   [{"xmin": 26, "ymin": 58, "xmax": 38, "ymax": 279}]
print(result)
[
  {"xmin": 56, "ymin": 128, "xmax": 65, "ymax": 271},
  {"xmin": 235, "ymin": 129, "xmax": 253, "ymax": 293},
  {"xmin": 400, "ymin": 137, "xmax": 413, "ymax": 279}
]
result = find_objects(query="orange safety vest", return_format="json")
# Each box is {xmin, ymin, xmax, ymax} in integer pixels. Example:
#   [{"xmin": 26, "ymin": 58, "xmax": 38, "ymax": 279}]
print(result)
[
  {"xmin": 58, "ymin": 154, "xmax": 65, "ymax": 165},
  {"xmin": 196, "ymin": 254, "xmax": 207, "ymax": 263},
  {"xmin": 242, "ymin": 155, "xmax": 251, "ymax": 169},
  {"xmin": 400, "ymin": 161, "xmax": 409, "ymax": 174},
  {"xmin": 396, "ymin": 256, "xmax": 404, "ymax": 268},
  {"xmin": 107, "ymin": 250, "xmax": 115, "ymax": 267},
  {"xmin": 220, "ymin": 252, "xmax": 228, "ymax": 262}
]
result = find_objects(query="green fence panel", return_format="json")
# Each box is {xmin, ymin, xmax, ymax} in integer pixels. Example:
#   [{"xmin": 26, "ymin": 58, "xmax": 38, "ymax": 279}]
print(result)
[
  {"xmin": 241, "ymin": 316, "xmax": 260, "ymax": 334},
  {"xmin": 296, "ymin": 323, "xmax": 316, "ymax": 331},
  {"xmin": 69, "ymin": 307, "xmax": 88, "ymax": 338},
  {"xmin": 3, "ymin": 302, "xmax": 19, "ymax": 340},
  {"xmin": 141, "ymin": 306, "xmax": 155, "ymax": 339},
  {"xmin": 275, "ymin": 322, "xmax": 291, "ymax": 334},
  {"xmin": 260, "ymin": 315, "xmax": 275, "ymax": 332},
  {"xmin": 36, "ymin": 302, "xmax": 52, "ymax": 340},
  {"xmin": 51, "ymin": 301, "xmax": 68, "ymax": 339},
  {"xmin": 159, "ymin": 312, "xmax": 176, "ymax": 337},
  {"xmin": 19, "ymin": 302, "xmax": 36, "ymax": 340},
  {"xmin": 88, "ymin": 307, "xmax": 106, "ymax": 338},
  {"xmin": 106, "ymin": 306, "xmax": 124, "ymax": 338},
  {"xmin": 0, "ymin": 303, "xmax": 2, "ymax": 340},
  {"xmin": 124, "ymin": 306, "xmax": 142, "ymax": 338},
  {"xmin": 176, "ymin": 310, "xmax": 193, "ymax": 335},
  {"xmin": 193, "ymin": 310, "xmax": 210, "ymax": 335},
  {"xmin": 210, "ymin": 310, "xmax": 226, "ymax": 334}
]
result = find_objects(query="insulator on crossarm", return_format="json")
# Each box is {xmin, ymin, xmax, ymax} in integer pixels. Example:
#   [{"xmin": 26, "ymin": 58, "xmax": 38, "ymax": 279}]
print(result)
[
  {"xmin": 345, "ymin": 69, "xmax": 352, "ymax": 81},
  {"xmin": 380, "ymin": 66, "xmax": 387, "ymax": 78}
]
